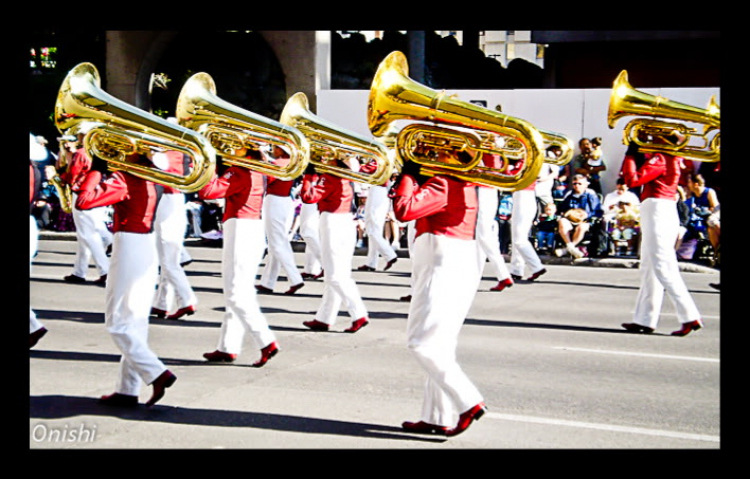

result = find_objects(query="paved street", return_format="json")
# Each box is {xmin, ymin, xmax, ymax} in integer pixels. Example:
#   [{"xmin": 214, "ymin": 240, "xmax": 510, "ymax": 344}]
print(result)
[{"xmin": 29, "ymin": 238, "xmax": 720, "ymax": 449}]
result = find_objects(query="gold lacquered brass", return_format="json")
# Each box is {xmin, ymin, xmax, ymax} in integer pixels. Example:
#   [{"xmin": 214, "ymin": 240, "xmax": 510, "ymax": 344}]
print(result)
[
  {"xmin": 608, "ymin": 70, "xmax": 720, "ymax": 162},
  {"xmin": 54, "ymin": 63, "xmax": 217, "ymax": 193},
  {"xmin": 280, "ymin": 92, "xmax": 395, "ymax": 185},
  {"xmin": 177, "ymin": 72, "xmax": 310, "ymax": 179},
  {"xmin": 368, "ymin": 51, "xmax": 546, "ymax": 191}
]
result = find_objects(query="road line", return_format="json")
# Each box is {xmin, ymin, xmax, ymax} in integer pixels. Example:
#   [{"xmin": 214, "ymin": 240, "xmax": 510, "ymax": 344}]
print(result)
[
  {"xmin": 487, "ymin": 412, "xmax": 720, "ymax": 443},
  {"xmin": 554, "ymin": 346, "xmax": 719, "ymax": 363}
]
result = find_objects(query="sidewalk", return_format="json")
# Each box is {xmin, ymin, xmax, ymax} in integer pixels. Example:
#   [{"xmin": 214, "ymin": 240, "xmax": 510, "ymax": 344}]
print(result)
[{"xmin": 38, "ymin": 230, "xmax": 719, "ymax": 275}]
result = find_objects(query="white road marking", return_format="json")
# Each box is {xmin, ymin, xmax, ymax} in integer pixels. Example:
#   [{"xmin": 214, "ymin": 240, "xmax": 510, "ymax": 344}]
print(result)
[
  {"xmin": 554, "ymin": 346, "xmax": 719, "ymax": 363},
  {"xmin": 487, "ymin": 412, "xmax": 720, "ymax": 443}
]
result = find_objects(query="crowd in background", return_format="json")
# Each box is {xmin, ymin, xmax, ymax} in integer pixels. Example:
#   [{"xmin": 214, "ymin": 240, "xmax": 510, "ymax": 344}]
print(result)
[{"xmin": 30, "ymin": 133, "xmax": 721, "ymax": 267}]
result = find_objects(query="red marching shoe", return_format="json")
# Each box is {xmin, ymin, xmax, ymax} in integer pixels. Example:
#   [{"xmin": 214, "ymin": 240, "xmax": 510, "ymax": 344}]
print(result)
[
  {"xmin": 345, "ymin": 317, "xmax": 369, "ymax": 333},
  {"xmin": 446, "ymin": 402, "xmax": 487, "ymax": 437},
  {"xmin": 384, "ymin": 257, "xmax": 398, "ymax": 271},
  {"xmin": 490, "ymin": 278, "xmax": 514, "ymax": 292},
  {"xmin": 284, "ymin": 283, "xmax": 305, "ymax": 295},
  {"xmin": 303, "ymin": 319, "xmax": 330, "ymax": 332},
  {"xmin": 402, "ymin": 420, "xmax": 448, "ymax": 435},
  {"xmin": 30, "ymin": 327, "xmax": 48, "ymax": 349},
  {"xmin": 672, "ymin": 319, "xmax": 703, "ymax": 337},
  {"xmin": 167, "ymin": 305, "xmax": 195, "ymax": 320},
  {"xmin": 252, "ymin": 342, "xmax": 280, "ymax": 368},
  {"xmin": 622, "ymin": 322, "xmax": 655, "ymax": 334},
  {"xmin": 146, "ymin": 370, "xmax": 176, "ymax": 408},
  {"xmin": 527, "ymin": 268, "xmax": 547, "ymax": 281},
  {"xmin": 150, "ymin": 307, "xmax": 167, "ymax": 319},
  {"xmin": 203, "ymin": 350, "xmax": 238, "ymax": 363}
]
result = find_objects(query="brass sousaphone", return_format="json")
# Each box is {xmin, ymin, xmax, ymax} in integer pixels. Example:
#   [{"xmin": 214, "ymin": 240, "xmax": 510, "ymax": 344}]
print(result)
[
  {"xmin": 368, "ymin": 51, "xmax": 547, "ymax": 191},
  {"xmin": 608, "ymin": 70, "xmax": 720, "ymax": 162},
  {"xmin": 280, "ymin": 92, "xmax": 395, "ymax": 185},
  {"xmin": 54, "ymin": 63, "xmax": 217, "ymax": 192},
  {"xmin": 176, "ymin": 72, "xmax": 310, "ymax": 179}
]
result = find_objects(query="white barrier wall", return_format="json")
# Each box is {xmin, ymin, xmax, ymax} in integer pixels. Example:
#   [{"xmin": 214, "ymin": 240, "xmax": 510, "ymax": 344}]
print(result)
[{"xmin": 317, "ymin": 86, "xmax": 720, "ymax": 195}]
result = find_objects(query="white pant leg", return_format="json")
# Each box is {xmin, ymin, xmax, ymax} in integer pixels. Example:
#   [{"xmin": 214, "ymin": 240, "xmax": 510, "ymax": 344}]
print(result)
[
  {"xmin": 71, "ymin": 199, "xmax": 110, "ymax": 277},
  {"xmin": 476, "ymin": 187, "xmax": 511, "ymax": 281},
  {"xmin": 185, "ymin": 202, "xmax": 203, "ymax": 237},
  {"xmin": 316, "ymin": 212, "xmax": 368, "ymax": 325},
  {"xmin": 30, "ymin": 215, "xmax": 44, "ymax": 334},
  {"xmin": 299, "ymin": 203, "xmax": 322, "ymax": 275},
  {"xmin": 365, "ymin": 185, "xmax": 397, "ymax": 269},
  {"xmin": 509, "ymin": 189, "xmax": 543, "ymax": 277},
  {"xmin": 105, "ymin": 232, "xmax": 165, "ymax": 396},
  {"xmin": 408, "ymin": 234, "xmax": 484, "ymax": 426},
  {"xmin": 260, "ymin": 195, "xmax": 303, "ymax": 288},
  {"xmin": 633, "ymin": 198, "xmax": 701, "ymax": 329},
  {"xmin": 154, "ymin": 194, "xmax": 196, "ymax": 310},
  {"xmin": 217, "ymin": 218, "xmax": 275, "ymax": 354}
]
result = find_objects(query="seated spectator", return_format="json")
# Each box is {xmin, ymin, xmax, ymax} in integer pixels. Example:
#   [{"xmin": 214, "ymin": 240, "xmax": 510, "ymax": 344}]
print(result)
[
  {"xmin": 555, "ymin": 174, "xmax": 603, "ymax": 259},
  {"xmin": 534, "ymin": 202, "xmax": 558, "ymax": 253},
  {"xmin": 707, "ymin": 204, "xmax": 720, "ymax": 267},
  {"xmin": 684, "ymin": 173, "xmax": 720, "ymax": 252},
  {"xmin": 602, "ymin": 177, "xmax": 641, "ymax": 223},
  {"xmin": 609, "ymin": 198, "xmax": 640, "ymax": 256},
  {"xmin": 354, "ymin": 195, "xmax": 367, "ymax": 249},
  {"xmin": 578, "ymin": 136, "xmax": 607, "ymax": 194},
  {"xmin": 675, "ymin": 186, "xmax": 690, "ymax": 252}
]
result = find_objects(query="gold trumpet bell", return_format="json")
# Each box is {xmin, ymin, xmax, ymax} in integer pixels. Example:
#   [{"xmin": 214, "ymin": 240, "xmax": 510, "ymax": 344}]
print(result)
[
  {"xmin": 280, "ymin": 92, "xmax": 395, "ymax": 185},
  {"xmin": 54, "ymin": 63, "xmax": 217, "ymax": 193},
  {"xmin": 608, "ymin": 70, "xmax": 720, "ymax": 162},
  {"xmin": 368, "ymin": 51, "xmax": 546, "ymax": 191},
  {"xmin": 176, "ymin": 72, "xmax": 310, "ymax": 180}
]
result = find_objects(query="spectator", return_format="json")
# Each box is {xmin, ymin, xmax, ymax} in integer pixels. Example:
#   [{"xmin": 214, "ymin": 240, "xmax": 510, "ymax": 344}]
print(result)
[
  {"xmin": 609, "ymin": 198, "xmax": 640, "ymax": 256},
  {"xmin": 675, "ymin": 186, "xmax": 690, "ymax": 253},
  {"xmin": 354, "ymin": 194, "xmax": 367, "ymax": 249},
  {"xmin": 555, "ymin": 174, "xmax": 604, "ymax": 259},
  {"xmin": 578, "ymin": 136, "xmax": 607, "ymax": 194},
  {"xmin": 534, "ymin": 202, "xmax": 558, "ymax": 253},
  {"xmin": 685, "ymin": 173, "xmax": 719, "ymax": 250},
  {"xmin": 602, "ymin": 178, "xmax": 641, "ymax": 223},
  {"xmin": 564, "ymin": 138, "xmax": 591, "ymax": 190},
  {"xmin": 496, "ymin": 192, "xmax": 513, "ymax": 254}
]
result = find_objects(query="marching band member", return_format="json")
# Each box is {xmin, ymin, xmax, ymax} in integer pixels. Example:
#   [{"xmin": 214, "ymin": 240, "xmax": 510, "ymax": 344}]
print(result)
[
  {"xmin": 620, "ymin": 134, "xmax": 703, "ymax": 336},
  {"xmin": 476, "ymin": 153, "xmax": 514, "ymax": 291},
  {"xmin": 357, "ymin": 156, "xmax": 398, "ymax": 272},
  {"xmin": 256, "ymin": 145, "xmax": 305, "ymax": 295},
  {"xmin": 200, "ymin": 148, "xmax": 280, "ymax": 366},
  {"xmin": 299, "ymin": 159, "xmax": 369, "ymax": 333},
  {"xmin": 150, "ymin": 150, "xmax": 198, "ymax": 320},
  {"xmin": 390, "ymin": 150, "xmax": 486, "ymax": 437},
  {"xmin": 298, "ymin": 201, "xmax": 323, "ymax": 279},
  {"xmin": 59, "ymin": 130, "xmax": 112, "ymax": 286},
  {"xmin": 30, "ymin": 138, "xmax": 48, "ymax": 348},
  {"xmin": 508, "ymin": 165, "xmax": 547, "ymax": 282},
  {"xmin": 75, "ymin": 153, "xmax": 176, "ymax": 408}
]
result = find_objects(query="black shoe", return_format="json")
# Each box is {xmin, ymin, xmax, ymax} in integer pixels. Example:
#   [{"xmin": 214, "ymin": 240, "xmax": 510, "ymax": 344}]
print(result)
[
  {"xmin": 621, "ymin": 322, "xmax": 655, "ymax": 334},
  {"xmin": 30, "ymin": 327, "xmax": 48, "ymax": 348}
]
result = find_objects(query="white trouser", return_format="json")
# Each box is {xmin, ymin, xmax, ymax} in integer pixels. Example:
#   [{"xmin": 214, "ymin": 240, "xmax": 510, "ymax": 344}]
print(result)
[
  {"xmin": 633, "ymin": 198, "xmax": 701, "ymax": 329},
  {"xmin": 30, "ymin": 215, "xmax": 44, "ymax": 334},
  {"xmin": 364, "ymin": 185, "xmax": 397, "ymax": 269},
  {"xmin": 216, "ymin": 218, "xmax": 275, "ymax": 354},
  {"xmin": 316, "ymin": 212, "xmax": 367, "ymax": 325},
  {"xmin": 408, "ymin": 233, "xmax": 484, "ymax": 427},
  {"xmin": 299, "ymin": 202, "xmax": 322, "ymax": 275},
  {"xmin": 476, "ymin": 187, "xmax": 511, "ymax": 281},
  {"xmin": 153, "ymin": 193, "xmax": 196, "ymax": 311},
  {"xmin": 509, "ymin": 189, "xmax": 543, "ymax": 277},
  {"xmin": 105, "ymin": 232, "xmax": 165, "ymax": 396},
  {"xmin": 260, "ymin": 195, "xmax": 303, "ymax": 288},
  {"xmin": 71, "ymin": 195, "xmax": 112, "ymax": 277}
]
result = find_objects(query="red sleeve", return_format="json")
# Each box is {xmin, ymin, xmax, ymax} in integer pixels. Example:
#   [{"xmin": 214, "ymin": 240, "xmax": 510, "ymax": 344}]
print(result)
[
  {"xmin": 300, "ymin": 173, "xmax": 326, "ymax": 204},
  {"xmin": 75, "ymin": 171, "xmax": 129, "ymax": 210},
  {"xmin": 198, "ymin": 171, "xmax": 229, "ymax": 200},
  {"xmin": 391, "ymin": 174, "xmax": 449, "ymax": 223},
  {"xmin": 62, "ymin": 150, "xmax": 92, "ymax": 189},
  {"xmin": 620, "ymin": 154, "xmax": 665, "ymax": 188}
]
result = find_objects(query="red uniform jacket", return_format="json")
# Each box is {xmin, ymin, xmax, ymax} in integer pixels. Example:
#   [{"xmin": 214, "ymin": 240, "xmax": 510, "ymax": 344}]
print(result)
[
  {"xmin": 391, "ymin": 174, "xmax": 477, "ymax": 241},
  {"xmin": 620, "ymin": 152, "xmax": 680, "ymax": 201},
  {"xmin": 300, "ymin": 173, "xmax": 353, "ymax": 214},
  {"xmin": 159, "ymin": 151, "xmax": 191, "ymax": 195},
  {"xmin": 266, "ymin": 155, "xmax": 294, "ymax": 197},
  {"xmin": 199, "ymin": 166, "xmax": 265, "ymax": 222},
  {"xmin": 75, "ymin": 170, "xmax": 160, "ymax": 234},
  {"xmin": 60, "ymin": 148, "xmax": 92, "ymax": 192}
]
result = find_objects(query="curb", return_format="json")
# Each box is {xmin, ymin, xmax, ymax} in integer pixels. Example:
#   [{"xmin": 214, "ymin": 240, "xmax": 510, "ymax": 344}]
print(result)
[{"xmin": 38, "ymin": 231, "xmax": 719, "ymax": 275}]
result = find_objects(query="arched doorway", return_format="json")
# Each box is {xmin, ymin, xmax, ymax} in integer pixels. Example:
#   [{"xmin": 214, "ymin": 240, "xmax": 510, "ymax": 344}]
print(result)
[{"xmin": 150, "ymin": 31, "xmax": 288, "ymax": 121}]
